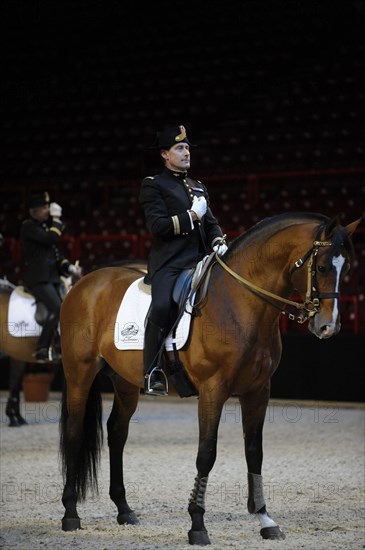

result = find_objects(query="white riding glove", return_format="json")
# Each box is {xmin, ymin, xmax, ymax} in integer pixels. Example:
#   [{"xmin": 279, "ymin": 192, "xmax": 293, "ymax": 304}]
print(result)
[
  {"xmin": 213, "ymin": 238, "xmax": 228, "ymax": 256},
  {"xmin": 68, "ymin": 264, "xmax": 82, "ymax": 278},
  {"xmin": 50, "ymin": 202, "xmax": 62, "ymax": 217},
  {"xmin": 191, "ymin": 195, "xmax": 207, "ymax": 220}
]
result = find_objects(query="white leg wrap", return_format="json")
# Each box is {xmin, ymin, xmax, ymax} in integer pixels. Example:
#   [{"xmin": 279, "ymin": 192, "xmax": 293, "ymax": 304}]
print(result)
[{"xmin": 247, "ymin": 472, "xmax": 266, "ymax": 513}]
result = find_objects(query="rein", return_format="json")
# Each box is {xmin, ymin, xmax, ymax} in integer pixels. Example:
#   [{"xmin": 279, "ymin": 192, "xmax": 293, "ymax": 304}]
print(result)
[{"xmin": 215, "ymin": 234, "xmax": 337, "ymax": 324}]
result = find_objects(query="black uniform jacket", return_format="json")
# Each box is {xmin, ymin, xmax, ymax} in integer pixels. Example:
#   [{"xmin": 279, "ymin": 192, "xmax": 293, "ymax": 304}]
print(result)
[
  {"xmin": 20, "ymin": 217, "xmax": 70, "ymax": 287},
  {"xmin": 139, "ymin": 168, "xmax": 224, "ymax": 278}
]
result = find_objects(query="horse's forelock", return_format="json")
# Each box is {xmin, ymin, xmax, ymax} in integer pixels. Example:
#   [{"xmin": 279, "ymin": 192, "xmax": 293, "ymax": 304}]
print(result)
[{"xmin": 327, "ymin": 223, "xmax": 354, "ymax": 261}]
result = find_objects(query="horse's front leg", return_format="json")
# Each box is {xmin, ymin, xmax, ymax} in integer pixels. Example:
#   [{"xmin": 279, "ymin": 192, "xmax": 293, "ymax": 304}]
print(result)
[
  {"xmin": 107, "ymin": 377, "xmax": 140, "ymax": 526},
  {"xmin": 239, "ymin": 388, "xmax": 285, "ymax": 540},
  {"xmin": 188, "ymin": 383, "xmax": 228, "ymax": 546}
]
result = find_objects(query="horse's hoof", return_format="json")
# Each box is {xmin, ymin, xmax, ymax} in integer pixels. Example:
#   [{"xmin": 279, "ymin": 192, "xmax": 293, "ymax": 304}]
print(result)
[
  {"xmin": 62, "ymin": 517, "xmax": 81, "ymax": 531},
  {"xmin": 7, "ymin": 417, "xmax": 21, "ymax": 427},
  {"xmin": 260, "ymin": 526, "xmax": 286, "ymax": 540},
  {"xmin": 188, "ymin": 529, "xmax": 211, "ymax": 545},
  {"xmin": 117, "ymin": 511, "xmax": 139, "ymax": 525}
]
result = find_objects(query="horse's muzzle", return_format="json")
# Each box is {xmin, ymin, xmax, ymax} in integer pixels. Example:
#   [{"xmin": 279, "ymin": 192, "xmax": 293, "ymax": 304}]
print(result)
[{"xmin": 308, "ymin": 314, "xmax": 341, "ymax": 339}]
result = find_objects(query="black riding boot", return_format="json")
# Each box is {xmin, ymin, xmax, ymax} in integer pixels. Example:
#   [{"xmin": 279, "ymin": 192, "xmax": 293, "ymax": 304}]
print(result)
[
  {"xmin": 35, "ymin": 315, "xmax": 58, "ymax": 362},
  {"xmin": 143, "ymin": 320, "xmax": 168, "ymax": 396},
  {"xmin": 51, "ymin": 330, "xmax": 62, "ymax": 362},
  {"xmin": 5, "ymin": 396, "xmax": 27, "ymax": 427}
]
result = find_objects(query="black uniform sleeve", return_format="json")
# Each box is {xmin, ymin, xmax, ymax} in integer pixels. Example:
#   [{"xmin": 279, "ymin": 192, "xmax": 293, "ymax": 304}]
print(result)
[
  {"xmin": 21, "ymin": 219, "xmax": 64, "ymax": 245},
  {"xmin": 140, "ymin": 177, "xmax": 194, "ymax": 238}
]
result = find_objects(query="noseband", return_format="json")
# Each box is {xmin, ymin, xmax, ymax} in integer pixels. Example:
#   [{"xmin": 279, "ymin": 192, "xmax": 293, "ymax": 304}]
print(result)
[{"xmin": 215, "ymin": 230, "xmax": 339, "ymax": 324}]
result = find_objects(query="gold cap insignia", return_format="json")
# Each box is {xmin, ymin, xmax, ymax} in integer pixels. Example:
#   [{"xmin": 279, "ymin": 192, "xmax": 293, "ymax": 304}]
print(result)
[{"xmin": 175, "ymin": 125, "xmax": 187, "ymax": 143}]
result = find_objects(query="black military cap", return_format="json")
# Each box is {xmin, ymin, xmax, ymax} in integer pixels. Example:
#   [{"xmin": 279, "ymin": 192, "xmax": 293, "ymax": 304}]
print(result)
[
  {"xmin": 150, "ymin": 125, "xmax": 195, "ymax": 150},
  {"xmin": 28, "ymin": 191, "xmax": 50, "ymax": 208}
]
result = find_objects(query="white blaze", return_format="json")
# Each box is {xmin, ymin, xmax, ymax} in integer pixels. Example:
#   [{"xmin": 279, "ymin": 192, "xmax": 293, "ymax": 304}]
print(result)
[{"xmin": 331, "ymin": 254, "xmax": 346, "ymax": 323}]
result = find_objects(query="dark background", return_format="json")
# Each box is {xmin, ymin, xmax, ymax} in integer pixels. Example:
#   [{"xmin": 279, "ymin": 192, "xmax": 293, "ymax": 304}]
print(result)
[
  {"xmin": 1, "ymin": 1, "xmax": 364, "ymax": 401},
  {"xmin": 2, "ymin": 0, "xmax": 364, "ymax": 183}
]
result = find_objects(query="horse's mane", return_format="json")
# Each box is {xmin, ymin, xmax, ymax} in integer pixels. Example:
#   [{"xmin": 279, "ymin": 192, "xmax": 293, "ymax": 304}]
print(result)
[
  {"xmin": 226, "ymin": 211, "xmax": 354, "ymax": 263},
  {"xmin": 226, "ymin": 212, "xmax": 329, "ymax": 257}
]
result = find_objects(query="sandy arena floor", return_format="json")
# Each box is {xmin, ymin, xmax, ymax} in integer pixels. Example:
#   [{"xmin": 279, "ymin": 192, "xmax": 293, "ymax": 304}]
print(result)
[{"xmin": 0, "ymin": 392, "xmax": 364, "ymax": 550}]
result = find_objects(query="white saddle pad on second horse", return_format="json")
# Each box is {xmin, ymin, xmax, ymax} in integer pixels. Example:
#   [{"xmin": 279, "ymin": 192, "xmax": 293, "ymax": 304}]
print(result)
[
  {"xmin": 7, "ymin": 287, "xmax": 42, "ymax": 337},
  {"xmin": 114, "ymin": 277, "xmax": 194, "ymax": 351}
]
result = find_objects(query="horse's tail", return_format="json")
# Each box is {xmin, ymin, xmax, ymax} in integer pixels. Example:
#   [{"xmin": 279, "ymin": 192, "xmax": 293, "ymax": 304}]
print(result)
[{"xmin": 59, "ymin": 376, "xmax": 103, "ymax": 501}]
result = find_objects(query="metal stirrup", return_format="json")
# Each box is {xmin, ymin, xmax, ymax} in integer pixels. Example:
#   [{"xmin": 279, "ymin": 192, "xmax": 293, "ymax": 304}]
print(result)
[{"xmin": 145, "ymin": 366, "xmax": 169, "ymax": 394}]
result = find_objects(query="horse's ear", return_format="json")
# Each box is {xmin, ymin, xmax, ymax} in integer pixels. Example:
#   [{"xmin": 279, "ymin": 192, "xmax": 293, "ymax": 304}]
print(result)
[
  {"xmin": 324, "ymin": 215, "xmax": 340, "ymax": 239},
  {"xmin": 324, "ymin": 216, "xmax": 362, "ymax": 239},
  {"xmin": 345, "ymin": 217, "xmax": 363, "ymax": 237}
]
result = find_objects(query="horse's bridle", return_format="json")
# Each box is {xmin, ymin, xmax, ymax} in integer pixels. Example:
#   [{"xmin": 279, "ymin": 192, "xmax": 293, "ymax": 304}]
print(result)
[{"xmin": 215, "ymin": 232, "xmax": 340, "ymax": 324}]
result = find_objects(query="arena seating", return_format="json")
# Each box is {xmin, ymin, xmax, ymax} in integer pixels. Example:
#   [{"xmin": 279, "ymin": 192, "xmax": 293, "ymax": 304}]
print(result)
[
  {"xmin": 1, "ymin": 170, "xmax": 363, "ymax": 334},
  {"xmin": 2, "ymin": 2, "xmax": 364, "ymax": 182},
  {"xmin": 1, "ymin": 1, "xmax": 364, "ymax": 333}
]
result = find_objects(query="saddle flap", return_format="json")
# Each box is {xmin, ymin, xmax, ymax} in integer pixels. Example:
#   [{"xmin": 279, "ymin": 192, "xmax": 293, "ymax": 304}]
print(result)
[
  {"xmin": 35, "ymin": 302, "xmax": 48, "ymax": 325},
  {"xmin": 172, "ymin": 268, "xmax": 194, "ymax": 305},
  {"xmin": 14, "ymin": 286, "xmax": 48, "ymax": 326}
]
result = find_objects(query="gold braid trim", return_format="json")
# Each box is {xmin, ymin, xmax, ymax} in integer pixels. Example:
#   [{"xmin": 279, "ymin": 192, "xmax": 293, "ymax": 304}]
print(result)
[
  {"xmin": 172, "ymin": 215, "xmax": 180, "ymax": 235},
  {"xmin": 50, "ymin": 227, "xmax": 62, "ymax": 236}
]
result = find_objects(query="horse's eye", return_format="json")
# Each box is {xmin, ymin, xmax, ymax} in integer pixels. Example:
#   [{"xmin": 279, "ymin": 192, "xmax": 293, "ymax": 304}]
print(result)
[{"xmin": 317, "ymin": 265, "xmax": 326, "ymax": 273}]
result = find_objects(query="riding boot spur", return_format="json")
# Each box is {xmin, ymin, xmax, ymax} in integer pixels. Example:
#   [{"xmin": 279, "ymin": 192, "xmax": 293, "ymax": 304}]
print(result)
[{"xmin": 143, "ymin": 319, "xmax": 168, "ymax": 396}]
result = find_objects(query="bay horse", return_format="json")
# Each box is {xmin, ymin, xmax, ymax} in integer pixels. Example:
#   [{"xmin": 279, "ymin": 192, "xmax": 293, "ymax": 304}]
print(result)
[
  {"xmin": 59, "ymin": 213, "xmax": 360, "ymax": 545},
  {"xmin": 0, "ymin": 277, "xmax": 71, "ymax": 426},
  {"xmin": 0, "ymin": 263, "xmax": 145, "ymax": 426},
  {"xmin": 0, "ymin": 277, "xmax": 73, "ymax": 363}
]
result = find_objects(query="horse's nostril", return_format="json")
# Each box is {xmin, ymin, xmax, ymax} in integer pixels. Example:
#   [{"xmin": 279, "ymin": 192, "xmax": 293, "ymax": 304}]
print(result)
[{"xmin": 319, "ymin": 322, "xmax": 338, "ymax": 338}]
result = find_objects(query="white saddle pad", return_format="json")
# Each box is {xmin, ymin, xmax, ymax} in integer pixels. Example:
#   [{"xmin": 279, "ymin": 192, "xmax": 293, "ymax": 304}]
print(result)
[
  {"xmin": 114, "ymin": 277, "xmax": 193, "ymax": 351},
  {"xmin": 7, "ymin": 287, "xmax": 42, "ymax": 338}
]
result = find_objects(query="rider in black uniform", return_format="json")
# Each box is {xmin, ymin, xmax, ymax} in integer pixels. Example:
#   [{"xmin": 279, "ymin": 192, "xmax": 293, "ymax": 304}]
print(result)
[
  {"xmin": 20, "ymin": 192, "xmax": 81, "ymax": 362},
  {"xmin": 139, "ymin": 125, "xmax": 228, "ymax": 395}
]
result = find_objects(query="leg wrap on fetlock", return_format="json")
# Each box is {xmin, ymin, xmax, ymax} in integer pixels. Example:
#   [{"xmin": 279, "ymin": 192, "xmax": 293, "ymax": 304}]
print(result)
[
  {"xmin": 189, "ymin": 476, "xmax": 208, "ymax": 510},
  {"xmin": 247, "ymin": 472, "xmax": 266, "ymax": 514}
]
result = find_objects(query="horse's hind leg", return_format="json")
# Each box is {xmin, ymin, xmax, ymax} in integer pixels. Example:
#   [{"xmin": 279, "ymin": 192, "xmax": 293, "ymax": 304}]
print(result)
[
  {"xmin": 239, "ymin": 389, "xmax": 285, "ymax": 540},
  {"xmin": 107, "ymin": 373, "xmax": 140, "ymax": 525},
  {"xmin": 61, "ymin": 365, "xmax": 103, "ymax": 531}
]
